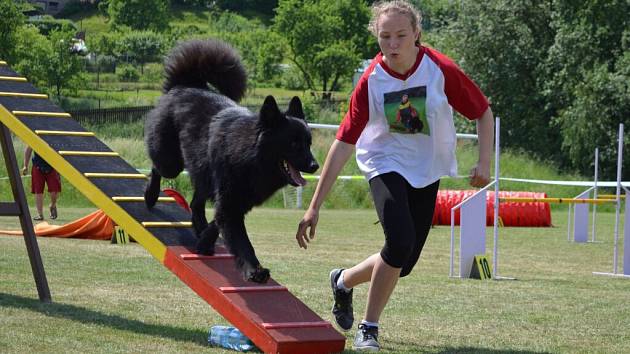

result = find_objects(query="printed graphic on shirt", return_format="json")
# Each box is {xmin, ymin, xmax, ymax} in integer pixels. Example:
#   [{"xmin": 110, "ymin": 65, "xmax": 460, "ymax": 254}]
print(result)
[{"xmin": 383, "ymin": 86, "xmax": 428, "ymax": 135}]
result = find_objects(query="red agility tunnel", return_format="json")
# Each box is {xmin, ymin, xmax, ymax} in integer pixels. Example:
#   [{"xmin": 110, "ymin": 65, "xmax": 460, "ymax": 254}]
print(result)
[{"xmin": 433, "ymin": 190, "xmax": 552, "ymax": 227}]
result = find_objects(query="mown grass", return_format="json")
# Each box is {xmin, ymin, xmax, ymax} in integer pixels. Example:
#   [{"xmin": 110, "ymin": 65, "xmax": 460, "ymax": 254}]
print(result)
[{"xmin": 1, "ymin": 208, "xmax": 629, "ymax": 353}]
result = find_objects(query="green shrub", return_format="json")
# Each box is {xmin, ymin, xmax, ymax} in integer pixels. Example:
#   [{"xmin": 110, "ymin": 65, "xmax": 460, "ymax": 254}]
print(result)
[
  {"xmin": 140, "ymin": 63, "xmax": 164, "ymax": 84},
  {"xmin": 116, "ymin": 65, "xmax": 140, "ymax": 82},
  {"xmin": 280, "ymin": 65, "xmax": 307, "ymax": 90}
]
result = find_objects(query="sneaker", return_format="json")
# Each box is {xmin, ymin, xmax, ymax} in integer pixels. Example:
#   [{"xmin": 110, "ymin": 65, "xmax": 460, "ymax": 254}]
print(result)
[
  {"xmin": 329, "ymin": 268, "xmax": 354, "ymax": 330},
  {"xmin": 353, "ymin": 324, "xmax": 380, "ymax": 351}
]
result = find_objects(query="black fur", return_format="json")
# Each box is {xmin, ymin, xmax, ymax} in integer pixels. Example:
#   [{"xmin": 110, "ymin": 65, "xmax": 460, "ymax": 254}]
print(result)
[{"xmin": 144, "ymin": 39, "xmax": 319, "ymax": 283}]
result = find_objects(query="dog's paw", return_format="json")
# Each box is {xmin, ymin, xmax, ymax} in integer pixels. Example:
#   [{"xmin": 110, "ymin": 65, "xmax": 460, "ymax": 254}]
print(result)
[
  {"xmin": 195, "ymin": 240, "xmax": 215, "ymax": 256},
  {"xmin": 246, "ymin": 265, "xmax": 270, "ymax": 284}
]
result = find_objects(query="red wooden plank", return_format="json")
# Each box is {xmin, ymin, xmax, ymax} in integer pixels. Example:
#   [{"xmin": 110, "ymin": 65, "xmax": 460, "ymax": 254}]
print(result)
[
  {"xmin": 163, "ymin": 245, "xmax": 345, "ymax": 354},
  {"xmin": 180, "ymin": 253, "xmax": 234, "ymax": 260},
  {"xmin": 262, "ymin": 321, "xmax": 331, "ymax": 329},
  {"xmin": 219, "ymin": 285, "xmax": 287, "ymax": 293}
]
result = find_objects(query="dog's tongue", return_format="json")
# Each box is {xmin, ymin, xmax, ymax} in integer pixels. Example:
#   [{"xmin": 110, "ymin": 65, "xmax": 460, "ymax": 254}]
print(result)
[{"xmin": 288, "ymin": 164, "xmax": 307, "ymax": 186}]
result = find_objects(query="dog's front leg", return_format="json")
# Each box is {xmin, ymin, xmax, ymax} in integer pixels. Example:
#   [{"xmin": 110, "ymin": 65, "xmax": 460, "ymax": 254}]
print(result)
[
  {"xmin": 216, "ymin": 212, "xmax": 270, "ymax": 283},
  {"xmin": 196, "ymin": 220, "xmax": 218, "ymax": 255}
]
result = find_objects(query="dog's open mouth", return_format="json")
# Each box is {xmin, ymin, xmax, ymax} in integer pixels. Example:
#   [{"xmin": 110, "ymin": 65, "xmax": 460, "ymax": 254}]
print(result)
[{"xmin": 281, "ymin": 160, "xmax": 307, "ymax": 187}]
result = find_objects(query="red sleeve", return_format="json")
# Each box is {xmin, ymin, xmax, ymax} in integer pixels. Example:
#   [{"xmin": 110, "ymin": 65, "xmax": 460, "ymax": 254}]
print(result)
[
  {"xmin": 424, "ymin": 47, "xmax": 489, "ymax": 120},
  {"xmin": 336, "ymin": 71, "xmax": 370, "ymax": 144}
]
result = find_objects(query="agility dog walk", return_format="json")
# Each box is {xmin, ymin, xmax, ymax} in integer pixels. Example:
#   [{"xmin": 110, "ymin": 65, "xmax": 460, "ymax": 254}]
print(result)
[{"xmin": 0, "ymin": 61, "xmax": 344, "ymax": 353}]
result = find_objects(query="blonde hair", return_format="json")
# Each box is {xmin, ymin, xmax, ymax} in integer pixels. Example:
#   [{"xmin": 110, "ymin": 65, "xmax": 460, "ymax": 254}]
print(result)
[{"xmin": 368, "ymin": 0, "xmax": 422, "ymax": 37}]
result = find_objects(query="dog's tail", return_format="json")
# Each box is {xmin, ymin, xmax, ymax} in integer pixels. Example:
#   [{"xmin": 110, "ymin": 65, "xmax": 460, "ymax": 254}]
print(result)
[{"xmin": 163, "ymin": 39, "xmax": 247, "ymax": 102}]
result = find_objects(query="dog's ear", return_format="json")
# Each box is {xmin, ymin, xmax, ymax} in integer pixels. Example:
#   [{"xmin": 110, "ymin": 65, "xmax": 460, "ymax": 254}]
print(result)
[
  {"xmin": 260, "ymin": 95, "xmax": 283, "ymax": 127},
  {"xmin": 286, "ymin": 96, "xmax": 305, "ymax": 120}
]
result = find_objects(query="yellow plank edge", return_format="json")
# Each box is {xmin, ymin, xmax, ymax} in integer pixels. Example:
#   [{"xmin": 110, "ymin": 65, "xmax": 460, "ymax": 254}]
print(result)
[
  {"xmin": 112, "ymin": 196, "xmax": 176, "ymax": 202},
  {"xmin": 59, "ymin": 151, "xmax": 119, "ymax": 156},
  {"xmin": 142, "ymin": 221, "xmax": 193, "ymax": 228},
  {"xmin": 0, "ymin": 104, "xmax": 167, "ymax": 262},
  {"xmin": 35, "ymin": 130, "xmax": 95, "ymax": 136},
  {"xmin": 0, "ymin": 76, "xmax": 27, "ymax": 82},
  {"xmin": 499, "ymin": 197, "xmax": 616, "ymax": 204},
  {"xmin": 0, "ymin": 61, "xmax": 7, "ymax": 65},
  {"xmin": 0, "ymin": 92, "xmax": 48, "ymax": 99},
  {"xmin": 13, "ymin": 111, "xmax": 71, "ymax": 118},
  {"xmin": 85, "ymin": 173, "xmax": 148, "ymax": 179}
]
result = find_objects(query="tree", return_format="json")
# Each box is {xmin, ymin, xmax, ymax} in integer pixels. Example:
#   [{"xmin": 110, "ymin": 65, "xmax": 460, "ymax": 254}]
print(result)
[
  {"xmin": 0, "ymin": 0, "xmax": 26, "ymax": 63},
  {"xmin": 13, "ymin": 25, "xmax": 52, "ymax": 91},
  {"xmin": 117, "ymin": 31, "xmax": 164, "ymax": 74},
  {"xmin": 213, "ymin": 0, "xmax": 278, "ymax": 18},
  {"xmin": 545, "ymin": 1, "xmax": 630, "ymax": 179},
  {"xmin": 211, "ymin": 11, "xmax": 284, "ymax": 84},
  {"xmin": 45, "ymin": 27, "xmax": 86, "ymax": 97},
  {"xmin": 223, "ymin": 28, "xmax": 285, "ymax": 84},
  {"xmin": 274, "ymin": 0, "xmax": 371, "ymax": 97},
  {"xmin": 86, "ymin": 33, "xmax": 121, "ymax": 88},
  {"xmin": 104, "ymin": 0, "xmax": 170, "ymax": 32},
  {"xmin": 440, "ymin": 0, "xmax": 629, "ymax": 179},
  {"xmin": 444, "ymin": 0, "xmax": 559, "ymax": 161}
]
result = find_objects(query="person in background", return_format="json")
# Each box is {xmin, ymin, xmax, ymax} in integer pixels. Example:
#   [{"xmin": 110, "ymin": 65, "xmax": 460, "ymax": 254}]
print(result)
[
  {"xmin": 295, "ymin": 0, "xmax": 494, "ymax": 351},
  {"xmin": 22, "ymin": 146, "xmax": 61, "ymax": 221}
]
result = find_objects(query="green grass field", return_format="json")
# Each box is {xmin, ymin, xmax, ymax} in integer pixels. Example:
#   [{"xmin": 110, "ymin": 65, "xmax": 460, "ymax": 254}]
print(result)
[{"xmin": 1, "ymin": 208, "xmax": 629, "ymax": 353}]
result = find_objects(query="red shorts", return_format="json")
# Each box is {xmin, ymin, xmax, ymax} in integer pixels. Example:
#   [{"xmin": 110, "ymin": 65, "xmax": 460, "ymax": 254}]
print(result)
[{"xmin": 31, "ymin": 166, "xmax": 62, "ymax": 194}]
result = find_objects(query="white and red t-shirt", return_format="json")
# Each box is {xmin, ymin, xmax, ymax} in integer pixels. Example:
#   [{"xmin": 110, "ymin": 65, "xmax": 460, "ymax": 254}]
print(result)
[{"xmin": 336, "ymin": 45, "xmax": 489, "ymax": 188}]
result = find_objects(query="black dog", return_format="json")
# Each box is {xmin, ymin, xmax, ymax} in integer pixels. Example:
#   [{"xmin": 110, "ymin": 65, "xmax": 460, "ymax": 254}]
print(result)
[{"xmin": 144, "ymin": 39, "xmax": 319, "ymax": 283}]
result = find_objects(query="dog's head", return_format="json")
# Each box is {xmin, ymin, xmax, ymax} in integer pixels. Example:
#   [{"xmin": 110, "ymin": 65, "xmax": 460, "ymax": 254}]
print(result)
[{"xmin": 258, "ymin": 95, "xmax": 319, "ymax": 187}]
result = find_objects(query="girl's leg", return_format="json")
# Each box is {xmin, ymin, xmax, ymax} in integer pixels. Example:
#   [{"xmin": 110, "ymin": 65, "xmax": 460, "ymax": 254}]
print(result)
[
  {"xmin": 361, "ymin": 172, "xmax": 415, "ymax": 323},
  {"xmin": 341, "ymin": 253, "xmax": 380, "ymax": 288},
  {"xmin": 342, "ymin": 253, "xmax": 401, "ymax": 323},
  {"xmin": 364, "ymin": 254, "xmax": 401, "ymax": 323}
]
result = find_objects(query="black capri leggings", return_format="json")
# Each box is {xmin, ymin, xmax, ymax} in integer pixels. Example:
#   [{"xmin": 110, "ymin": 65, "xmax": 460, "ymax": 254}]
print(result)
[{"xmin": 369, "ymin": 172, "xmax": 440, "ymax": 277}]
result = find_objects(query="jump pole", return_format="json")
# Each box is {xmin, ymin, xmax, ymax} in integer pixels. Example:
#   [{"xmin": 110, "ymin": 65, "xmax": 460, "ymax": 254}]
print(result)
[
  {"xmin": 492, "ymin": 118, "xmax": 516, "ymax": 280},
  {"xmin": 591, "ymin": 148, "xmax": 599, "ymax": 242},
  {"xmin": 594, "ymin": 123, "xmax": 630, "ymax": 278},
  {"xmin": 492, "ymin": 117, "xmax": 500, "ymax": 278}
]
